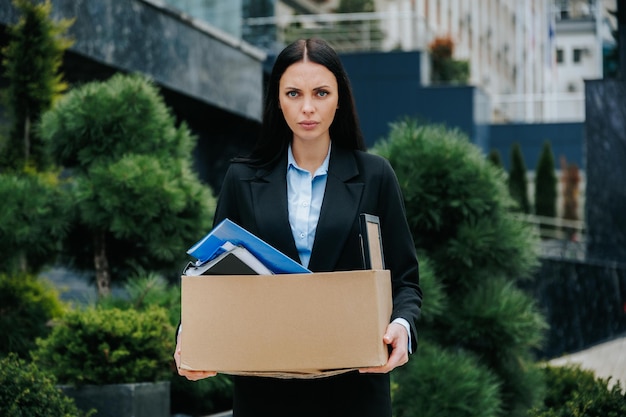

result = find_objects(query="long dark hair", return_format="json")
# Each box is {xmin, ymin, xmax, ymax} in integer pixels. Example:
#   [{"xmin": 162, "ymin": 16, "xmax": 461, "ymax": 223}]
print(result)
[{"xmin": 238, "ymin": 38, "xmax": 366, "ymax": 168}]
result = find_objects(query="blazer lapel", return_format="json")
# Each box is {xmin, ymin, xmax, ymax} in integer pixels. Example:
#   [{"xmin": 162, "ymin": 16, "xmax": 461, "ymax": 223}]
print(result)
[
  {"xmin": 308, "ymin": 146, "xmax": 363, "ymax": 272},
  {"xmin": 250, "ymin": 155, "xmax": 301, "ymax": 264}
]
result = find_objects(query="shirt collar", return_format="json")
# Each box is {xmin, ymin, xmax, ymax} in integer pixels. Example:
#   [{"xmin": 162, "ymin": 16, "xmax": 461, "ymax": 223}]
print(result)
[{"xmin": 287, "ymin": 142, "xmax": 331, "ymax": 177}]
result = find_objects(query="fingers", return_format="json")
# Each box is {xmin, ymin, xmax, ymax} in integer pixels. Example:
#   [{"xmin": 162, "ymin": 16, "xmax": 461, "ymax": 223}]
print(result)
[
  {"xmin": 179, "ymin": 369, "xmax": 218, "ymax": 380},
  {"xmin": 173, "ymin": 336, "xmax": 217, "ymax": 380},
  {"xmin": 359, "ymin": 323, "xmax": 408, "ymax": 374}
]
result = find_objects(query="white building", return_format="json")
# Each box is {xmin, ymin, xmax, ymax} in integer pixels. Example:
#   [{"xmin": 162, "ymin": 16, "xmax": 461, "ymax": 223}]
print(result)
[
  {"xmin": 165, "ymin": 0, "xmax": 615, "ymax": 123},
  {"xmin": 551, "ymin": 0, "xmax": 616, "ymax": 120},
  {"xmin": 268, "ymin": 0, "xmax": 616, "ymax": 123}
]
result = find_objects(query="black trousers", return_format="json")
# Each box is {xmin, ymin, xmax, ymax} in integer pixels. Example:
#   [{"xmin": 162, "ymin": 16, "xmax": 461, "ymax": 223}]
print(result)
[{"xmin": 232, "ymin": 371, "xmax": 392, "ymax": 417}]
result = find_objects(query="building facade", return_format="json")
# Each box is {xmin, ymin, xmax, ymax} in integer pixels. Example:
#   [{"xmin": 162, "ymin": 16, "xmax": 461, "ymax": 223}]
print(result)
[{"xmin": 243, "ymin": 0, "xmax": 615, "ymax": 123}]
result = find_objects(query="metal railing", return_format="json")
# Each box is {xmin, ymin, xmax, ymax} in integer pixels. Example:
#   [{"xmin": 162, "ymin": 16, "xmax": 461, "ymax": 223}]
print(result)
[
  {"xmin": 517, "ymin": 214, "xmax": 586, "ymax": 260},
  {"xmin": 491, "ymin": 92, "xmax": 586, "ymax": 123},
  {"xmin": 243, "ymin": 11, "xmax": 434, "ymax": 53}
]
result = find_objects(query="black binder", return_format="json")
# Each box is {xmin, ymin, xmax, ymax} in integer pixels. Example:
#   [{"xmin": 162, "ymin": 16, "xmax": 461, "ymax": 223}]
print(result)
[{"xmin": 359, "ymin": 213, "xmax": 385, "ymax": 270}]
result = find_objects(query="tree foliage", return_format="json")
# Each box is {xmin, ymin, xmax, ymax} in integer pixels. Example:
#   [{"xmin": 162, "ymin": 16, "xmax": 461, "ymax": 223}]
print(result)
[
  {"xmin": 534, "ymin": 141, "xmax": 557, "ymax": 237},
  {"xmin": 0, "ymin": 170, "xmax": 71, "ymax": 274},
  {"xmin": 0, "ymin": 272, "xmax": 67, "ymax": 358},
  {"xmin": 38, "ymin": 73, "xmax": 215, "ymax": 296},
  {"xmin": 1, "ymin": 0, "xmax": 73, "ymax": 171},
  {"xmin": 0, "ymin": 353, "xmax": 86, "ymax": 417},
  {"xmin": 508, "ymin": 142, "xmax": 531, "ymax": 213},
  {"xmin": 374, "ymin": 119, "xmax": 546, "ymax": 417},
  {"xmin": 488, "ymin": 149, "xmax": 504, "ymax": 169},
  {"xmin": 534, "ymin": 141, "xmax": 557, "ymax": 219}
]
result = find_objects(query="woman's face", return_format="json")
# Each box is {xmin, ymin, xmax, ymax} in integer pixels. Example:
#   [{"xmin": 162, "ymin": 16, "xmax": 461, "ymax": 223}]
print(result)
[{"xmin": 278, "ymin": 60, "xmax": 339, "ymax": 145}]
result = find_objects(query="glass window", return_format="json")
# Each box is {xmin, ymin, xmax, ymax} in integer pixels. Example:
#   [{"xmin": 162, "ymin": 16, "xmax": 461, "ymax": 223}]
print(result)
[
  {"xmin": 573, "ymin": 48, "xmax": 583, "ymax": 63},
  {"xmin": 556, "ymin": 48, "xmax": 564, "ymax": 64}
]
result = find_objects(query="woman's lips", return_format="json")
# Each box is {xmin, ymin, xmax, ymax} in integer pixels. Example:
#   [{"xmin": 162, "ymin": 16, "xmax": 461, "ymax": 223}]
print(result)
[{"xmin": 299, "ymin": 121, "xmax": 319, "ymax": 130}]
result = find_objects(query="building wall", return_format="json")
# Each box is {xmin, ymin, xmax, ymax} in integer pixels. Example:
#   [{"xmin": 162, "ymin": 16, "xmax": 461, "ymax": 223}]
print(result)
[
  {"xmin": 0, "ymin": 0, "xmax": 266, "ymax": 122},
  {"xmin": 163, "ymin": 0, "xmax": 244, "ymax": 38},
  {"xmin": 0, "ymin": 0, "xmax": 266, "ymax": 189}
]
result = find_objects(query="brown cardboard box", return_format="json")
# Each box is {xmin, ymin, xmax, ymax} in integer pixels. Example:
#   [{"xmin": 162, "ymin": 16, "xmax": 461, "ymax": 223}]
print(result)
[{"xmin": 179, "ymin": 269, "xmax": 392, "ymax": 378}]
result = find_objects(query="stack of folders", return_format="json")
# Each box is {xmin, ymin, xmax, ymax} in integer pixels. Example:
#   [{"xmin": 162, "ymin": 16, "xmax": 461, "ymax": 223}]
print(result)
[
  {"xmin": 183, "ymin": 218, "xmax": 311, "ymax": 276},
  {"xmin": 184, "ymin": 241, "xmax": 272, "ymax": 276}
]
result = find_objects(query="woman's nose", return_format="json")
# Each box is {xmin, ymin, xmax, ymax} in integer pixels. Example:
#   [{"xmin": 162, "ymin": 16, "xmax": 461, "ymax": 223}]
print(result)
[{"xmin": 302, "ymin": 96, "xmax": 314, "ymax": 113}]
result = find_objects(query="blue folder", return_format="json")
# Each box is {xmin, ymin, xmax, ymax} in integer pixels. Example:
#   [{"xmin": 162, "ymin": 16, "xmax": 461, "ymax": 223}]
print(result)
[{"xmin": 187, "ymin": 218, "xmax": 311, "ymax": 274}]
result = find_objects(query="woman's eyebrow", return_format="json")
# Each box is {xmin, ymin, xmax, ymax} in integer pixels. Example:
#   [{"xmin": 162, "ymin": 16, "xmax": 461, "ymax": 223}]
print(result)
[{"xmin": 282, "ymin": 84, "xmax": 332, "ymax": 91}]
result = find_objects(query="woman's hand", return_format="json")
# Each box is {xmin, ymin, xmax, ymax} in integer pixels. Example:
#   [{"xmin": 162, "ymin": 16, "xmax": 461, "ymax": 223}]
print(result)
[
  {"xmin": 174, "ymin": 332, "xmax": 217, "ymax": 380},
  {"xmin": 358, "ymin": 322, "xmax": 409, "ymax": 374}
]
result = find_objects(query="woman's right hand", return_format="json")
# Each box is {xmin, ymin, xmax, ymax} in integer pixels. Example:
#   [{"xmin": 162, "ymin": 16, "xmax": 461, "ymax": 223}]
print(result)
[{"xmin": 174, "ymin": 332, "xmax": 217, "ymax": 380}]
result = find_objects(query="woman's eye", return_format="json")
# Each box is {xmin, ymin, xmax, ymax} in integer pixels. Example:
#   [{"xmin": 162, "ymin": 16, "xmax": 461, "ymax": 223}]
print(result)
[
  {"xmin": 317, "ymin": 90, "xmax": 329, "ymax": 97},
  {"xmin": 287, "ymin": 91, "xmax": 298, "ymax": 98}
]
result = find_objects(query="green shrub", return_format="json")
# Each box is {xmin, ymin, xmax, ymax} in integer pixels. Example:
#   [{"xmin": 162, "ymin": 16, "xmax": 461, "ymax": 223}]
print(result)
[
  {"xmin": 97, "ymin": 273, "xmax": 182, "ymax": 328},
  {"xmin": 96, "ymin": 273, "xmax": 235, "ymax": 415},
  {"xmin": 374, "ymin": 120, "xmax": 544, "ymax": 417},
  {"xmin": 32, "ymin": 306, "xmax": 175, "ymax": 385},
  {"xmin": 528, "ymin": 364, "xmax": 626, "ymax": 417},
  {"xmin": 392, "ymin": 342, "xmax": 502, "ymax": 417},
  {"xmin": 0, "ymin": 272, "xmax": 67, "ymax": 358},
  {"xmin": 0, "ymin": 353, "xmax": 87, "ymax": 417}
]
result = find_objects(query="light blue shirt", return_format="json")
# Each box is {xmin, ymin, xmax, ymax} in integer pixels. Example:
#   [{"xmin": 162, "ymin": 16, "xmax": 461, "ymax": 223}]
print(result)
[{"xmin": 287, "ymin": 144, "xmax": 330, "ymax": 268}]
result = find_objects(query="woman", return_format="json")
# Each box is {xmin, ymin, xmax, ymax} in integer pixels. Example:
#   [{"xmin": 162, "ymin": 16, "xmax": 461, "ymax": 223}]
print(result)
[{"xmin": 174, "ymin": 38, "xmax": 422, "ymax": 417}]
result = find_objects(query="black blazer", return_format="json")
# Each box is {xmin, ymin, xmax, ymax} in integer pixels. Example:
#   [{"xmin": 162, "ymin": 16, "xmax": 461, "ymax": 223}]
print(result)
[
  {"xmin": 213, "ymin": 144, "xmax": 422, "ymax": 417},
  {"xmin": 215, "ymin": 145, "xmax": 421, "ymax": 344}
]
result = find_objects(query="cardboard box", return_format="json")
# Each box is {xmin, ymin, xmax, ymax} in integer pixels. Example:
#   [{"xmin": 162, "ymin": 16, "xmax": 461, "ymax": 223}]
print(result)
[{"xmin": 179, "ymin": 269, "xmax": 392, "ymax": 378}]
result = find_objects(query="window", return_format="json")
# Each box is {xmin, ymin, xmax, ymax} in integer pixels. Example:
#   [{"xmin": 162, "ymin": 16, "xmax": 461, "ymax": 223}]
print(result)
[
  {"xmin": 556, "ymin": 48, "xmax": 564, "ymax": 64},
  {"xmin": 573, "ymin": 48, "xmax": 583, "ymax": 63}
]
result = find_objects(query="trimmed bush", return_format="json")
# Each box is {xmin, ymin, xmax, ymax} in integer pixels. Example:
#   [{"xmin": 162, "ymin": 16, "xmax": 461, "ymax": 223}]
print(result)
[
  {"xmin": 32, "ymin": 306, "xmax": 175, "ymax": 385},
  {"xmin": 529, "ymin": 364, "xmax": 626, "ymax": 417},
  {"xmin": 0, "ymin": 353, "xmax": 86, "ymax": 417},
  {"xmin": 97, "ymin": 274, "xmax": 234, "ymax": 415},
  {"xmin": 374, "ymin": 120, "xmax": 544, "ymax": 417},
  {"xmin": 392, "ymin": 342, "xmax": 502, "ymax": 417},
  {"xmin": 0, "ymin": 272, "xmax": 66, "ymax": 358},
  {"xmin": 38, "ymin": 73, "xmax": 215, "ymax": 297}
]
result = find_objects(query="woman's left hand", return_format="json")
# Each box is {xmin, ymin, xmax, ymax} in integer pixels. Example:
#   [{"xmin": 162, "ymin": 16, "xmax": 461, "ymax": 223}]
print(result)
[{"xmin": 358, "ymin": 322, "xmax": 409, "ymax": 374}]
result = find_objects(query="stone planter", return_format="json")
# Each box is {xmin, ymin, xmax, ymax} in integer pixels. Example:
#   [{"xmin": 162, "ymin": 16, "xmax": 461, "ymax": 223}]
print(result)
[{"xmin": 60, "ymin": 381, "xmax": 170, "ymax": 417}]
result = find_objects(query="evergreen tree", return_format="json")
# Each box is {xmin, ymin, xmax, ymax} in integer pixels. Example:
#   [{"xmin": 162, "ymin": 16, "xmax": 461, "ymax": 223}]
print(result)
[
  {"xmin": 0, "ymin": 171, "xmax": 70, "ymax": 274},
  {"xmin": 374, "ymin": 120, "xmax": 546, "ymax": 417},
  {"xmin": 487, "ymin": 149, "xmax": 504, "ymax": 168},
  {"xmin": 534, "ymin": 141, "xmax": 557, "ymax": 237},
  {"xmin": 508, "ymin": 142, "xmax": 531, "ymax": 213},
  {"xmin": 38, "ymin": 73, "xmax": 215, "ymax": 297},
  {"xmin": 1, "ymin": 0, "xmax": 73, "ymax": 171}
]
